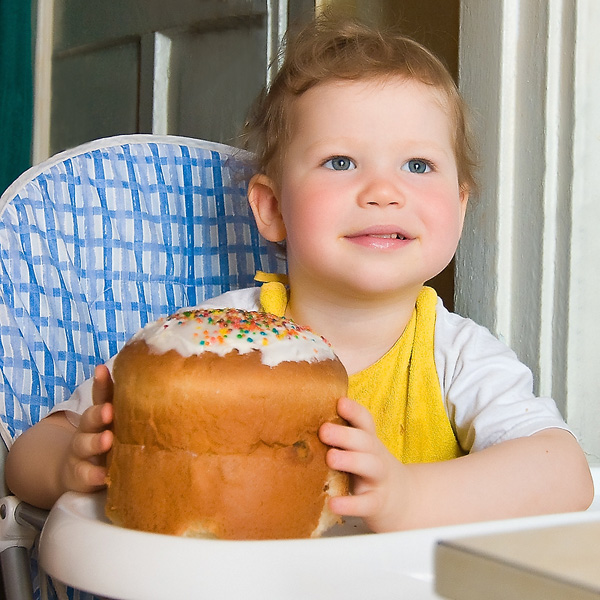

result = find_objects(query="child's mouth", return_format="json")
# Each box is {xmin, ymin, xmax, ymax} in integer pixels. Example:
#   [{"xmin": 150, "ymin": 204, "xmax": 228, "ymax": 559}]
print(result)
[{"xmin": 346, "ymin": 228, "xmax": 411, "ymax": 249}]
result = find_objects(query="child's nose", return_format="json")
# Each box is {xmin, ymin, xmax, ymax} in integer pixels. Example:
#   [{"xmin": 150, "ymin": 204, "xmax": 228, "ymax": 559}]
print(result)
[{"xmin": 357, "ymin": 177, "xmax": 405, "ymax": 208}]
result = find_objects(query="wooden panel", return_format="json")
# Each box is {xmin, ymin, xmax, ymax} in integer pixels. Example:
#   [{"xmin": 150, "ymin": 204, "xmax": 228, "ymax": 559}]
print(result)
[
  {"xmin": 50, "ymin": 41, "xmax": 140, "ymax": 151},
  {"xmin": 52, "ymin": 0, "xmax": 266, "ymax": 51},
  {"xmin": 45, "ymin": 0, "xmax": 274, "ymax": 156},
  {"xmin": 166, "ymin": 19, "xmax": 267, "ymax": 145}
]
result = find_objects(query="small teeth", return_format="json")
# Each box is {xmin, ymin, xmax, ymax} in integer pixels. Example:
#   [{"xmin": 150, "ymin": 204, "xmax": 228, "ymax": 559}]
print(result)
[{"xmin": 369, "ymin": 233, "xmax": 405, "ymax": 240}]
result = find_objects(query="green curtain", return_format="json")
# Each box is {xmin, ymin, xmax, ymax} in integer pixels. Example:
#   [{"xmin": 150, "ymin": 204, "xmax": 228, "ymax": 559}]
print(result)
[{"xmin": 0, "ymin": 0, "xmax": 34, "ymax": 195}]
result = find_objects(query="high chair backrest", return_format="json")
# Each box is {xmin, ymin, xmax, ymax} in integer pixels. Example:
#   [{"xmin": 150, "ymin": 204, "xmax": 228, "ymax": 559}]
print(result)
[{"xmin": 0, "ymin": 135, "xmax": 282, "ymax": 448}]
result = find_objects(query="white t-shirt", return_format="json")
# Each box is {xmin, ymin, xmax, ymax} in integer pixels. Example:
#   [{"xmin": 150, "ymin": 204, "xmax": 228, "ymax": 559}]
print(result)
[{"xmin": 52, "ymin": 287, "xmax": 569, "ymax": 453}]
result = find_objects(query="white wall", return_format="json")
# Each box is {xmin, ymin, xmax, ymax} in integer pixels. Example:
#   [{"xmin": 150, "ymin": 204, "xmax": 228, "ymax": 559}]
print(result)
[{"xmin": 457, "ymin": 0, "xmax": 600, "ymax": 460}]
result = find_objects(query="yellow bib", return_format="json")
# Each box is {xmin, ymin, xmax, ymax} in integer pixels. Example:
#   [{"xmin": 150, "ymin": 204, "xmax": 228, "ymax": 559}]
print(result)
[
  {"xmin": 256, "ymin": 274, "xmax": 463, "ymax": 463},
  {"xmin": 347, "ymin": 287, "xmax": 464, "ymax": 463}
]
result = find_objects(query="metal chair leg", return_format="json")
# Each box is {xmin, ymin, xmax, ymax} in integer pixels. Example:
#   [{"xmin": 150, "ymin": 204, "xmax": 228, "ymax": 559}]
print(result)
[
  {"xmin": 0, "ymin": 546, "xmax": 34, "ymax": 600},
  {"xmin": 0, "ymin": 497, "xmax": 48, "ymax": 600}
]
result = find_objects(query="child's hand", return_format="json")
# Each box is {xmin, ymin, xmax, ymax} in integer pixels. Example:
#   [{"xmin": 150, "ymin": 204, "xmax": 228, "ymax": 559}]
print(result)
[
  {"xmin": 60, "ymin": 365, "xmax": 114, "ymax": 494},
  {"xmin": 319, "ymin": 396, "xmax": 409, "ymax": 533}
]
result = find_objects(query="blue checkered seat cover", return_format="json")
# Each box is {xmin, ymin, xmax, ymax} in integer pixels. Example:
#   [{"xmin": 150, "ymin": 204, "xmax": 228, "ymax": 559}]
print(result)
[{"xmin": 0, "ymin": 135, "xmax": 282, "ymax": 447}]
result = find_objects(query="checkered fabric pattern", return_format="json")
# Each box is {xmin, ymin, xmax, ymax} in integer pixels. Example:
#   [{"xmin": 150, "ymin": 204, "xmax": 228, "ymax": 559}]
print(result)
[{"xmin": 0, "ymin": 135, "xmax": 283, "ymax": 447}]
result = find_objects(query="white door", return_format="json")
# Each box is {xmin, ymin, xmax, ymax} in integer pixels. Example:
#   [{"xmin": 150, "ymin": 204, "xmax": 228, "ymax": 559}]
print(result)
[{"xmin": 34, "ymin": 0, "xmax": 313, "ymax": 161}]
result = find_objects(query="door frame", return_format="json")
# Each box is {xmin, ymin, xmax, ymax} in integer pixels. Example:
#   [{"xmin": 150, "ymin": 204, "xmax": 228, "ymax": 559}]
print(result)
[{"xmin": 458, "ymin": 0, "xmax": 600, "ymax": 460}]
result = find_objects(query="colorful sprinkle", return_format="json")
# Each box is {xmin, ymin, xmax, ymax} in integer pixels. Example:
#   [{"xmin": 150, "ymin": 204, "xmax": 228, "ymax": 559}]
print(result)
[{"xmin": 157, "ymin": 307, "xmax": 332, "ymax": 348}]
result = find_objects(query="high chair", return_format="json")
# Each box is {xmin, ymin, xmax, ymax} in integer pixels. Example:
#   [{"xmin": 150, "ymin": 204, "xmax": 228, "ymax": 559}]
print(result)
[{"xmin": 0, "ymin": 134, "xmax": 282, "ymax": 599}]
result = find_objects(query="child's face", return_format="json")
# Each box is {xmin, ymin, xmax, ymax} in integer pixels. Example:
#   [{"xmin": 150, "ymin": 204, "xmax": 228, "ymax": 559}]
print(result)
[{"xmin": 263, "ymin": 76, "xmax": 468, "ymax": 301}]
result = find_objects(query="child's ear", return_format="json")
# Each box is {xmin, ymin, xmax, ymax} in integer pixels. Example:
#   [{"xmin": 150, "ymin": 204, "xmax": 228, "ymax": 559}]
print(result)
[
  {"xmin": 248, "ymin": 174, "xmax": 287, "ymax": 242},
  {"xmin": 459, "ymin": 187, "xmax": 469, "ymax": 228}
]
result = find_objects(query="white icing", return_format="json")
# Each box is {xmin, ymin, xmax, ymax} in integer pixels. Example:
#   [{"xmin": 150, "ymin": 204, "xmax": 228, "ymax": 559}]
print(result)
[{"xmin": 129, "ymin": 308, "xmax": 337, "ymax": 367}]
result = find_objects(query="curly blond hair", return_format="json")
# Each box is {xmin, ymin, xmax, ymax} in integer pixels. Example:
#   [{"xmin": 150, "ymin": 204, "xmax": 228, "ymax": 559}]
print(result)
[{"xmin": 242, "ymin": 15, "xmax": 477, "ymax": 194}]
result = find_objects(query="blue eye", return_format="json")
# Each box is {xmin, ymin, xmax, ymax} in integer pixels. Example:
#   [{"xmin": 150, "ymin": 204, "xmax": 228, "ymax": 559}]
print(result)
[
  {"xmin": 324, "ymin": 156, "xmax": 356, "ymax": 171},
  {"xmin": 402, "ymin": 159, "xmax": 432, "ymax": 174}
]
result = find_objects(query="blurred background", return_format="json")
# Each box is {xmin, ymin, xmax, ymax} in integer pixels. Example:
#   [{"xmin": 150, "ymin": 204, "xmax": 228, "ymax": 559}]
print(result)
[{"xmin": 0, "ymin": 0, "xmax": 459, "ymax": 304}]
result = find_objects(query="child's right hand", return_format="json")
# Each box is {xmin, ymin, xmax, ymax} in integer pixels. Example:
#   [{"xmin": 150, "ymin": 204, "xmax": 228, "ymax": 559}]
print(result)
[{"xmin": 60, "ymin": 364, "xmax": 114, "ymax": 494}]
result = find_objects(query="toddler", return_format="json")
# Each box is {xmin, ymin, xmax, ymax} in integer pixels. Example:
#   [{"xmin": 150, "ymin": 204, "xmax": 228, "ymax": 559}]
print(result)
[{"xmin": 6, "ymin": 16, "xmax": 593, "ymax": 531}]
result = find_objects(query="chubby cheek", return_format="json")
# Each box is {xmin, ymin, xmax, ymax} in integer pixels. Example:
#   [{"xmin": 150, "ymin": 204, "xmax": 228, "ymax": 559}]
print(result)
[
  {"xmin": 420, "ymin": 198, "xmax": 465, "ymax": 265},
  {"xmin": 280, "ymin": 182, "xmax": 338, "ymax": 244},
  {"xmin": 284, "ymin": 208, "xmax": 334, "ymax": 260}
]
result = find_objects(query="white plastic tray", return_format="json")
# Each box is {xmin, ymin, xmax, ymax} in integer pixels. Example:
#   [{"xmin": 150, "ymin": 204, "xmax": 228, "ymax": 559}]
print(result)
[{"xmin": 39, "ymin": 466, "xmax": 600, "ymax": 600}]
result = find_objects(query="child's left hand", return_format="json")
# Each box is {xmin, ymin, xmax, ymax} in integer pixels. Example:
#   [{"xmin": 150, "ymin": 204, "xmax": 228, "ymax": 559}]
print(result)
[
  {"xmin": 319, "ymin": 396, "xmax": 410, "ymax": 533},
  {"xmin": 320, "ymin": 397, "xmax": 594, "ymax": 532}
]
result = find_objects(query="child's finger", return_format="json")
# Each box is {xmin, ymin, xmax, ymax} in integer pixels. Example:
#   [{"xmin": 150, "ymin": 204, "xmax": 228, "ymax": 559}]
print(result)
[
  {"xmin": 319, "ymin": 420, "xmax": 376, "ymax": 454},
  {"xmin": 79, "ymin": 403, "xmax": 113, "ymax": 434},
  {"xmin": 71, "ymin": 430, "xmax": 113, "ymax": 461},
  {"xmin": 326, "ymin": 447, "xmax": 384, "ymax": 481},
  {"xmin": 72, "ymin": 460, "xmax": 108, "ymax": 490},
  {"xmin": 327, "ymin": 489, "xmax": 380, "ymax": 518},
  {"xmin": 92, "ymin": 364, "xmax": 114, "ymax": 406},
  {"xmin": 336, "ymin": 397, "xmax": 377, "ymax": 434},
  {"xmin": 96, "ymin": 428, "xmax": 113, "ymax": 453}
]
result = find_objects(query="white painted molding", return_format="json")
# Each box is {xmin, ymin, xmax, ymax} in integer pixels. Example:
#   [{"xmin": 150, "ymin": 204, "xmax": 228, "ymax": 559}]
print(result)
[
  {"xmin": 266, "ymin": 0, "xmax": 288, "ymax": 84},
  {"xmin": 458, "ymin": 0, "xmax": 600, "ymax": 459},
  {"xmin": 152, "ymin": 32, "xmax": 172, "ymax": 135},
  {"xmin": 539, "ymin": 0, "xmax": 575, "ymax": 410},
  {"xmin": 32, "ymin": 0, "xmax": 54, "ymax": 164},
  {"xmin": 458, "ymin": 0, "xmax": 555, "ymax": 368},
  {"xmin": 457, "ymin": 0, "xmax": 554, "ymax": 379},
  {"xmin": 565, "ymin": 0, "xmax": 600, "ymax": 461}
]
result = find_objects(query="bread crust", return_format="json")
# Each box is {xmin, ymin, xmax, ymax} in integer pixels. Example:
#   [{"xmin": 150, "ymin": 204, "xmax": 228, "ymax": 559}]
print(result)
[{"xmin": 106, "ymin": 340, "xmax": 349, "ymax": 539}]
